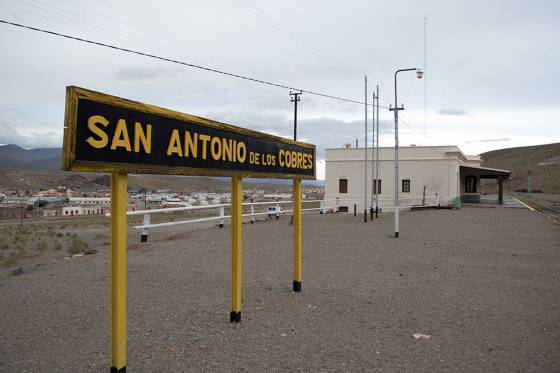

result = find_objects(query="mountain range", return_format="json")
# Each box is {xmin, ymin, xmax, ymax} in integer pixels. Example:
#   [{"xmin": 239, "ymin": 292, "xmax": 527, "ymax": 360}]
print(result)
[
  {"xmin": 481, "ymin": 142, "xmax": 560, "ymax": 193},
  {"xmin": 4, "ymin": 143, "xmax": 557, "ymax": 193},
  {"xmin": 0, "ymin": 144, "xmax": 61, "ymax": 170},
  {"xmin": 0, "ymin": 144, "xmax": 325, "ymax": 190}
]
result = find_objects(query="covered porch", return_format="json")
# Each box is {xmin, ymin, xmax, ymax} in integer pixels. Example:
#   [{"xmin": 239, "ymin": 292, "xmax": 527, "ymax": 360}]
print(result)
[{"xmin": 460, "ymin": 165, "xmax": 511, "ymax": 205}]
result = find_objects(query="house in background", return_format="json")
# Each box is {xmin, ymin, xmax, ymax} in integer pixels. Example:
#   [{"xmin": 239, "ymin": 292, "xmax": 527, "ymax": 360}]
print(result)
[{"xmin": 325, "ymin": 145, "xmax": 511, "ymax": 212}]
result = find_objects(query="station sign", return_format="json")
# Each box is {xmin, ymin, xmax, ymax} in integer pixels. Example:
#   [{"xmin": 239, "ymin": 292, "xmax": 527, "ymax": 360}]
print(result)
[{"xmin": 62, "ymin": 86, "xmax": 316, "ymax": 179}]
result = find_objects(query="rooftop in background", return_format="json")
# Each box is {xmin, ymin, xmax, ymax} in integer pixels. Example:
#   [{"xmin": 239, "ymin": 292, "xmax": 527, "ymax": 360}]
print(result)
[{"xmin": 326, "ymin": 145, "xmax": 482, "ymax": 165}]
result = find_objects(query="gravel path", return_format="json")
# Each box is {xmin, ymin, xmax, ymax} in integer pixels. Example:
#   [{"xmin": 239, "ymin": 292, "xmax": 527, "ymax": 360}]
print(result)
[{"xmin": 1, "ymin": 206, "xmax": 559, "ymax": 372}]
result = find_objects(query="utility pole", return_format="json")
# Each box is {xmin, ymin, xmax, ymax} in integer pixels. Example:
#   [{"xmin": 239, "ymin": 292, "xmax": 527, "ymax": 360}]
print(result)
[
  {"xmin": 289, "ymin": 90, "xmax": 302, "ymax": 227},
  {"xmin": 389, "ymin": 97, "xmax": 404, "ymax": 238},
  {"xmin": 375, "ymin": 85, "xmax": 380, "ymax": 218},
  {"xmin": 290, "ymin": 90, "xmax": 302, "ymax": 293},
  {"xmin": 363, "ymin": 76, "xmax": 368, "ymax": 223},
  {"xmin": 527, "ymin": 170, "xmax": 532, "ymax": 198},
  {"xmin": 370, "ymin": 88, "xmax": 375, "ymax": 221},
  {"xmin": 290, "ymin": 91, "xmax": 302, "ymax": 140}
]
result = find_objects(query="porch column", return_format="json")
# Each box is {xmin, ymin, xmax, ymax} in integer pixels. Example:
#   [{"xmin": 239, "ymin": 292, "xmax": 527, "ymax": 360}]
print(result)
[{"xmin": 498, "ymin": 176, "xmax": 503, "ymax": 205}]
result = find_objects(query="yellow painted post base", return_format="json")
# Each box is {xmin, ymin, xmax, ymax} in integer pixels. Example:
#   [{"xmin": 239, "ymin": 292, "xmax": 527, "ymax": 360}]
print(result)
[
  {"xmin": 230, "ymin": 176, "xmax": 243, "ymax": 322},
  {"xmin": 110, "ymin": 173, "xmax": 127, "ymax": 371},
  {"xmin": 293, "ymin": 179, "xmax": 302, "ymax": 292}
]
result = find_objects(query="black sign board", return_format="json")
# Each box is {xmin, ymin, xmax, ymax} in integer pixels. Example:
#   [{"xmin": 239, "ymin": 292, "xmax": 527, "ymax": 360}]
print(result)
[{"xmin": 62, "ymin": 87, "xmax": 316, "ymax": 179}]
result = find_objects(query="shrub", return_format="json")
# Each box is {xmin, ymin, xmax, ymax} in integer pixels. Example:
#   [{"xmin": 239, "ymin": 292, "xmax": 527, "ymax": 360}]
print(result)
[
  {"xmin": 46, "ymin": 226, "xmax": 55, "ymax": 237},
  {"xmin": 67, "ymin": 236, "xmax": 89, "ymax": 255},
  {"xmin": 14, "ymin": 234, "xmax": 28, "ymax": 245},
  {"xmin": 3, "ymin": 252, "xmax": 18, "ymax": 267},
  {"xmin": 37, "ymin": 241, "xmax": 48, "ymax": 251},
  {"xmin": 15, "ymin": 245, "xmax": 26, "ymax": 258},
  {"xmin": 56, "ymin": 232, "xmax": 63, "ymax": 238},
  {"xmin": 17, "ymin": 227, "xmax": 29, "ymax": 235},
  {"xmin": 53, "ymin": 243, "xmax": 62, "ymax": 251}
]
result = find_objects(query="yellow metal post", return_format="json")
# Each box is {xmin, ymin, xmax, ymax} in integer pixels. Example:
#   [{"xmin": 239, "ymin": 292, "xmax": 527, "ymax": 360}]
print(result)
[
  {"xmin": 293, "ymin": 178, "xmax": 302, "ymax": 292},
  {"xmin": 230, "ymin": 176, "xmax": 243, "ymax": 322},
  {"xmin": 110, "ymin": 173, "xmax": 127, "ymax": 372}
]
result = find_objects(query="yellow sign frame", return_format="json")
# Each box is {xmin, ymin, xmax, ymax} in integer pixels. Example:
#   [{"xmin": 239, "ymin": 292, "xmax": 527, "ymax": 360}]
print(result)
[{"xmin": 62, "ymin": 86, "xmax": 316, "ymax": 179}]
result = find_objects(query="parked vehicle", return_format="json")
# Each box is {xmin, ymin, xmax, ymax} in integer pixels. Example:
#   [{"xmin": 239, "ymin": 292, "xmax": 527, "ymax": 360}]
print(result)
[
  {"xmin": 165, "ymin": 197, "xmax": 182, "ymax": 203},
  {"xmin": 267, "ymin": 206, "xmax": 283, "ymax": 218}
]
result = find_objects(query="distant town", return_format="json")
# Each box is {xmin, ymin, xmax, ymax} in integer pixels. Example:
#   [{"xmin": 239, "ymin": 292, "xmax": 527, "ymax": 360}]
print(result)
[{"xmin": 0, "ymin": 185, "xmax": 325, "ymax": 220}]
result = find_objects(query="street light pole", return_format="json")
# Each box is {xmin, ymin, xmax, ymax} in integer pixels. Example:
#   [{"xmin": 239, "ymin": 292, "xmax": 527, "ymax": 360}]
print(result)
[{"xmin": 389, "ymin": 68, "xmax": 423, "ymax": 238}]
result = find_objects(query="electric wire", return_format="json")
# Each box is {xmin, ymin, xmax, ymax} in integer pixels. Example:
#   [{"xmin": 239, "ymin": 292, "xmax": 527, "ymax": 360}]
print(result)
[
  {"xmin": 2, "ymin": 0, "xmax": 254, "ymax": 77},
  {"xmin": 398, "ymin": 115, "xmax": 448, "ymax": 157},
  {"xmin": 0, "ymin": 18, "xmax": 372, "ymax": 106},
  {"xmin": 234, "ymin": 0, "xmax": 354, "ymax": 78},
  {"xmin": 51, "ymin": 0, "xmax": 265, "ymax": 78}
]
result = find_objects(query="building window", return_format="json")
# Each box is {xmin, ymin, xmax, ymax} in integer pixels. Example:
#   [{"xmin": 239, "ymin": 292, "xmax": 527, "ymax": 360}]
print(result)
[
  {"xmin": 465, "ymin": 175, "xmax": 477, "ymax": 193},
  {"xmin": 339, "ymin": 178, "xmax": 348, "ymax": 194},
  {"xmin": 373, "ymin": 179, "xmax": 382, "ymax": 194},
  {"xmin": 402, "ymin": 179, "xmax": 411, "ymax": 193}
]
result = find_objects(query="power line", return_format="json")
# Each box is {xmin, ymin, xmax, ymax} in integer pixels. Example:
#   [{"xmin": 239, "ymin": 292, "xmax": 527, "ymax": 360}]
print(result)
[
  {"xmin": 398, "ymin": 115, "xmax": 447, "ymax": 157},
  {"xmin": 3, "ymin": 0, "xmax": 262, "ymax": 78},
  {"xmin": 234, "ymin": 0, "xmax": 354, "ymax": 78},
  {"xmin": 51, "ymin": 0, "xmax": 265, "ymax": 78},
  {"xmin": 0, "ymin": 18, "xmax": 372, "ymax": 106}
]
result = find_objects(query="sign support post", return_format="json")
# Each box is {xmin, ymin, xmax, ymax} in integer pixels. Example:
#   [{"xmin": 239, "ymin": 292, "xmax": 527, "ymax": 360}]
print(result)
[
  {"xmin": 293, "ymin": 178, "xmax": 302, "ymax": 292},
  {"xmin": 110, "ymin": 172, "xmax": 127, "ymax": 372},
  {"xmin": 230, "ymin": 176, "xmax": 243, "ymax": 322}
]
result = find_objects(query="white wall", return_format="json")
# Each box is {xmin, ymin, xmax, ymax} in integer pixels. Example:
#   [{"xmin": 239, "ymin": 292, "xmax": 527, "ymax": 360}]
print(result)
[{"xmin": 325, "ymin": 146, "xmax": 462, "ymax": 211}]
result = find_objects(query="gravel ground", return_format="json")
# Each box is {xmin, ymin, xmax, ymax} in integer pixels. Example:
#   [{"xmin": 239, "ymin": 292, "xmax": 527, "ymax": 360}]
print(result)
[
  {"xmin": 1, "ymin": 205, "xmax": 559, "ymax": 372},
  {"xmin": 514, "ymin": 193, "xmax": 560, "ymax": 222}
]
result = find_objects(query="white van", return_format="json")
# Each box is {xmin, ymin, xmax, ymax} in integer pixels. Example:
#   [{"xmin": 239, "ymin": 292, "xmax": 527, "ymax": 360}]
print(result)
[{"xmin": 267, "ymin": 206, "xmax": 283, "ymax": 218}]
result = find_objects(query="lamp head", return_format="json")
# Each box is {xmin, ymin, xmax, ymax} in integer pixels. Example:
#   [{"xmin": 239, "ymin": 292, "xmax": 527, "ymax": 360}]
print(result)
[{"xmin": 416, "ymin": 70, "xmax": 424, "ymax": 79}]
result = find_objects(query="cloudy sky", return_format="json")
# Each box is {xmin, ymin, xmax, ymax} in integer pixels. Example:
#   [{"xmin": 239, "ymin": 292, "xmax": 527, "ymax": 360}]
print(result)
[{"xmin": 0, "ymin": 0, "xmax": 558, "ymax": 179}]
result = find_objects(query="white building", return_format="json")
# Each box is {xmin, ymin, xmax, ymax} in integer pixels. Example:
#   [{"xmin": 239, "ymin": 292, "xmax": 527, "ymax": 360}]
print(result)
[
  {"xmin": 62, "ymin": 204, "xmax": 135, "ymax": 216},
  {"xmin": 69, "ymin": 197, "xmax": 111, "ymax": 205},
  {"xmin": 325, "ymin": 145, "xmax": 510, "ymax": 212},
  {"xmin": 62, "ymin": 205, "xmax": 108, "ymax": 216}
]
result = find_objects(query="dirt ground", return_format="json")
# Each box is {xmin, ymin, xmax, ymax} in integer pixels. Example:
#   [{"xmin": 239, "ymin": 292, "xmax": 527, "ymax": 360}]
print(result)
[{"xmin": 1, "ymin": 205, "xmax": 559, "ymax": 372}]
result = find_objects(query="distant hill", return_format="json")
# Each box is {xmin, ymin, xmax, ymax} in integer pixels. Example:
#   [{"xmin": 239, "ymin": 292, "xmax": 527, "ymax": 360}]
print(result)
[
  {"xmin": 0, "ymin": 144, "xmax": 60, "ymax": 169},
  {"xmin": 0, "ymin": 144, "xmax": 323, "ymax": 191},
  {"xmin": 481, "ymin": 142, "xmax": 560, "ymax": 193}
]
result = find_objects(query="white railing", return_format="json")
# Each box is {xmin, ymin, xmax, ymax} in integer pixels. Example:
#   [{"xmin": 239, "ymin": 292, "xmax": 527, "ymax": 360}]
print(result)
[
  {"xmin": 106, "ymin": 199, "xmax": 333, "ymax": 242},
  {"xmin": 107, "ymin": 194, "xmax": 441, "ymax": 242}
]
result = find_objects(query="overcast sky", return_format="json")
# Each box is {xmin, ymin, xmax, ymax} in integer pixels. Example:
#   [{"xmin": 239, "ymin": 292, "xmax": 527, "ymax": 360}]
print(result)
[{"xmin": 0, "ymin": 0, "xmax": 558, "ymax": 179}]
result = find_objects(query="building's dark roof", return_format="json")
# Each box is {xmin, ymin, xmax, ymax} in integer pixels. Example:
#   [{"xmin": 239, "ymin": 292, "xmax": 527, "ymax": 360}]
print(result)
[{"xmin": 460, "ymin": 165, "xmax": 511, "ymax": 179}]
